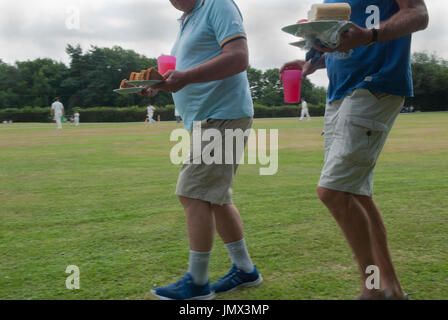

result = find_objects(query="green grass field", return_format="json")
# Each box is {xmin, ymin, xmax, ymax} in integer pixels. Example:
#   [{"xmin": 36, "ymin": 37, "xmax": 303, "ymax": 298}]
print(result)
[{"xmin": 1, "ymin": 113, "xmax": 447, "ymax": 300}]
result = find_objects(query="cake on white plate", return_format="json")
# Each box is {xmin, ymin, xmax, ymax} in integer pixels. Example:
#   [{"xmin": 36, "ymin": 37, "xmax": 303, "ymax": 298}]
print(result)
[{"xmin": 307, "ymin": 3, "xmax": 351, "ymax": 21}]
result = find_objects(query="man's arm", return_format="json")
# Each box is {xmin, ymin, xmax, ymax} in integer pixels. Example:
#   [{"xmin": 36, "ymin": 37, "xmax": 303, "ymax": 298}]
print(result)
[
  {"xmin": 185, "ymin": 38, "xmax": 248, "ymax": 83},
  {"xmin": 279, "ymin": 53, "xmax": 326, "ymax": 79},
  {"xmin": 377, "ymin": 0, "xmax": 428, "ymax": 42},
  {"xmin": 151, "ymin": 38, "xmax": 248, "ymax": 93},
  {"xmin": 316, "ymin": 0, "xmax": 428, "ymax": 53}
]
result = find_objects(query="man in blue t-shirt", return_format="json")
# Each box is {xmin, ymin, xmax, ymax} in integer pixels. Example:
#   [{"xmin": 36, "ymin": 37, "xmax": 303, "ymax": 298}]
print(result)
[
  {"xmin": 281, "ymin": 0, "xmax": 428, "ymax": 299},
  {"xmin": 141, "ymin": 0, "xmax": 261, "ymax": 300}
]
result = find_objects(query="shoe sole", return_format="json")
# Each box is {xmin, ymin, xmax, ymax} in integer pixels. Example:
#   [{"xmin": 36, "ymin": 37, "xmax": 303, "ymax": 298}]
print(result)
[
  {"xmin": 213, "ymin": 275, "xmax": 263, "ymax": 295},
  {"xmin": 150, "ymin": 289, "xmax": 215, "ymax": 301}
]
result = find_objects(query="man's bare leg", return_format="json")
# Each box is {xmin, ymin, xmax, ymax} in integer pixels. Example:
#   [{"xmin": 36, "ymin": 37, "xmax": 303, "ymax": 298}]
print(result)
[
  {"xmin": 317, "ymin": 187, "xmax": 382, "ymax": 298},
  {"xmin": 356, "ymin": 195, "xmax": 406, "ymax": 299},
  {"xmin": 179, "ymin": 196, "xmax": 215, "ymax": 252},
  {"xmin": 177, "ymin": 196, "xmax": 216, "ymax": 286},
  {"xmin": 212, "ymin": 204, "xmax": 244, "ymax": 244}
]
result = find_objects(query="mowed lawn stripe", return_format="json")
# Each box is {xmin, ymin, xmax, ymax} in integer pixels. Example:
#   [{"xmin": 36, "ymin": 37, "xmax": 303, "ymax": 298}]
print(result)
[{"xmin": 0, "ymin": 113, "xmax": 447, "ymax": 299}]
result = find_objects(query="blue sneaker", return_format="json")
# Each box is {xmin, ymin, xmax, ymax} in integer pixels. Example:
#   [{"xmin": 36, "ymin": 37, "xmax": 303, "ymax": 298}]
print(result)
[
  {"xmin": 151, "ymin": 273, "xmax": 215, "ymax": 300},
  {"xmin": 211, "ymin": 264, "xmax": 263, "ymax": 295}
]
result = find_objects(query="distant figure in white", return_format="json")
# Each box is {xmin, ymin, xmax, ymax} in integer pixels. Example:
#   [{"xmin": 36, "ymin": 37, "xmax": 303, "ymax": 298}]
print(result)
[
  {"xmin": 175, "ymin": 107, "xmax": 181, "ymax": 124},
  {"xmin": 300, "ymin": 99, "xmax": 311, "ymax": 122},
  {"xmin": 145, "ymin": 105, "xmax": 156, "ymax": 126},
  {"xmin": 74, "ymin": 112, "xmax": 80, "ymax": 126},
  {"xmin": 51, "ymin": 98, "xmax": 65, "ymax": 130}
]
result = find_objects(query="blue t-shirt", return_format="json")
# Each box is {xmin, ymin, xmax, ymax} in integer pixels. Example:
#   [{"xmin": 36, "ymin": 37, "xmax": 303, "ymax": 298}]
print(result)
[
  {"xmin": 171, "ymin": 0, "xmax": 254, "ymax": 130},
  {"xmin": 324, "ymin": 0, "xmax": 414, "ymax": 103}
]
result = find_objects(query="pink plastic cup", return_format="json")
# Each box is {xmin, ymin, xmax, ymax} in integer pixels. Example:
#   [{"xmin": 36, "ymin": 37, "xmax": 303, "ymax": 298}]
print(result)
[
  {"xmin": 158, "ymin": 55, "xmax": 177, "ymax": 75},
  {"xmin": 282, "ymin": 70, "xmax": 302, "ymax": 104}
]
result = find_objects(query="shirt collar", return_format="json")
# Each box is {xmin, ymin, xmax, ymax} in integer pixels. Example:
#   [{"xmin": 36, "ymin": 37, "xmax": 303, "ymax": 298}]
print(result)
[
  {"xmin": 196, "ymin": 0, "xmax": 205, "ymax": 10},
  {"xmin": 178, "ymin": 0, "xmax": 205, "ymax": 24}
]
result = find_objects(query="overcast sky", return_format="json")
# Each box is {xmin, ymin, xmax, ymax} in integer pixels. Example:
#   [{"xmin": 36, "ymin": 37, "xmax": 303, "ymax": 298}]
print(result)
[{"xmin": 1, "ymin": 0, "xmax": 447, "ymax": 88}]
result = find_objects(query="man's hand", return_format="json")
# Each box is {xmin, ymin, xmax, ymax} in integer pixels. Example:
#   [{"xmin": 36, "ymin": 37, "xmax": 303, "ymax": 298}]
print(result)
[
  {"xmin": 314, "ymin": 0, "xmax": 429, "ymax": 53},
  {"xmin": 315, "ymin": 23, "xmax": 372, "ymax": 53},
  {"xmin": 153, "ymin": 69, "xmax": 190, "ymax": 93},
  {"xmin": 138, "ymin": 87, "xmax": 159, "ymax": 98},
  {"xmin": 279, "ymin": 59, "xmax": 321, "ymax": 78}
]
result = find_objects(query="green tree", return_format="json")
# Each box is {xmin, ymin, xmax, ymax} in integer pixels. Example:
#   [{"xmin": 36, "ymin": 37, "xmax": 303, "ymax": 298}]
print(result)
[
  {"xmin": 0, "ymin": 60, "xmax": 20, "ymax": 108},
  {"xmin": 62, "ymin": 44, "xmax": 174, "ymax": 108},
  {"xmin": 247, "ymin": 66, "xmax": 263, "ymax": 102},
  {"xmin": 252, "ymin": 67, "xmax": 327, "ymax": 106},
  {"xmin": 407, "ymin": 52, "xmax": 448, "ymax": 111},
  {"xmin": 258, "ymin": 68, "xmax": 284, "ymax": 106},
  {"xmin": 2, "ymin": 47, "xmax": 445, "ymax": 112},
  {"xmin": 301, "ymin": 78, "xmax": 326, "ymax": 105},
  {"xmin": 6, "ymin": 58, "xmax": 68, "ymax": 108}
]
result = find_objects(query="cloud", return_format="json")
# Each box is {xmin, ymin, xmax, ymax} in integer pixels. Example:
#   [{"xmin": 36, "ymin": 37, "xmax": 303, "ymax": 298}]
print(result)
[
  {"xmin": 411, "ymin": 0, "xmax": 448, "ymax": 58},
  {"xmin": 0, "ymin": 0, "xmax": 446, "ymax": 88},
  {"xmin": 0, "ymin": 0, "xmax": 180, "ymax": 63}
]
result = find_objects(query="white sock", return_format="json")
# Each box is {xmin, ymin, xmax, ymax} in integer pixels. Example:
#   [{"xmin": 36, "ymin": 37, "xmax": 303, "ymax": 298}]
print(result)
[
  {"xmin": 188, "ymin": 251, "xmax": 211, "ymax": 286},
  {"xmin": 225, "ymin": 239, "xmax": 254, "ymax": 273}
]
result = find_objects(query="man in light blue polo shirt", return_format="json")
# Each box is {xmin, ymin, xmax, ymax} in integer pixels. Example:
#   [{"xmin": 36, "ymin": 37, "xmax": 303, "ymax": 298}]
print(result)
[
  {"xmin": 169, "ymin": 0, "xmax": 254, "ymax": 130},
  {"xmin": 141, "ymin": 0, "xmax": 261, "ymax": 300}
]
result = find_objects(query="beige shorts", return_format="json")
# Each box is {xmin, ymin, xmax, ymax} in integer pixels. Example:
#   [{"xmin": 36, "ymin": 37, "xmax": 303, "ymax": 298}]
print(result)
[
  {"xmin": 176, "ymin": 117, "xmax": 253, "ymax": 206},
  {"xmin": 318, "ymin": 88, "xmax": 404, "ymax": 196}
]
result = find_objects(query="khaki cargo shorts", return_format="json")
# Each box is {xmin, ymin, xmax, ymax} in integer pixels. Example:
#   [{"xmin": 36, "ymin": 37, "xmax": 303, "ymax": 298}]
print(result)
[
  {"xmin": 318, "ymin": 88, "xmax": 404, "ymax": 196},
  {"xmin": 176, "ymin": 117, "xmax": 253, "ymax": 206}
]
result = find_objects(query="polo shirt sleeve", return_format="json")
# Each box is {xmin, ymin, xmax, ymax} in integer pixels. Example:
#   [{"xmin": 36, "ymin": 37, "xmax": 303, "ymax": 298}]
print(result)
[{"xmin": 208, "ymin": 0, "xmax": 247, "ymax": 49}]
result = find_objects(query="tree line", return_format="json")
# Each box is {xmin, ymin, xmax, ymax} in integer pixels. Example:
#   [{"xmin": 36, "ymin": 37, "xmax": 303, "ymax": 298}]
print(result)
[{"xmin": 0, "ymin": 44, "xmax": 447, "ymax": 112}]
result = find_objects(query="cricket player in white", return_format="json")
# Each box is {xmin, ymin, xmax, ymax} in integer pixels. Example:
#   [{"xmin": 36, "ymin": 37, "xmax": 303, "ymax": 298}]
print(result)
[
  {"xmin": 146, "ymin": 105, "xmax": 156, "ymax": 126},
  {"xmin": 51, "ymin": 98, "xmax": 64, "ymax": 130},
  {"xmin": 175, "ymin": 107, "xmax": 181, "ymax": 124},
  {"xmin": 74, "ymin": 112, "xmax": 80, "ymax": 126},
  {"xmin": 299, "ymin": 99, "xmax": 311, "ymax": 121}
]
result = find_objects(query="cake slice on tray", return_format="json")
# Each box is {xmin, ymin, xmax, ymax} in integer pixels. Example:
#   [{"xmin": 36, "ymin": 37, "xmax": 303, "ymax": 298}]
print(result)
[{"xmin": 308, "ymin": 3, "xmax": 351, "ymax": 21}]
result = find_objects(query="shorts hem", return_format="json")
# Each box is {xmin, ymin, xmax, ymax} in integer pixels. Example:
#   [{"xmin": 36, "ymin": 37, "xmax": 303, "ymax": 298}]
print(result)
[
  {"xmin": 317, "ymin": 182, "xmax": 373, "ymax": 197},
  {"xmin": 175, "ymin": 191, "xmax": 233, "ymax": 206}
]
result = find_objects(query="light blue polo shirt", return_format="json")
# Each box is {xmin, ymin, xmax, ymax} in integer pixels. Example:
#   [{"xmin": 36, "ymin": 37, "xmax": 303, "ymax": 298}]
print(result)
[{"xmin": 171, "ymin": 0, "xmax": 254, "ymax": 130}]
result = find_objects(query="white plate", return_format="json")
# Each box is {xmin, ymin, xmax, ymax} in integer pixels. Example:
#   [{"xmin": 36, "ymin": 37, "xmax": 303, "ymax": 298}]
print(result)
[
  {"xmin": 282, "ymin": 20, "xmax": 353, "ymax": 38},
  {"xmin": 113, "ymin": 87, "xmax": 145, "ymax": 95},
  {"xmin": 126, "ymin": 80, "xmax": 163, "ymax": 86},
  {"xmin": 289, "ymin": 40, "xmax": 308, "ymax": 48}
]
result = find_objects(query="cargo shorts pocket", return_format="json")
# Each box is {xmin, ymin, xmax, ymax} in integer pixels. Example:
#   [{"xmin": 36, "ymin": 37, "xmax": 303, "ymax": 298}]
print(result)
[{"xmin": 335, "ymin": 116, "xmax": 389, "ymax": 167}]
